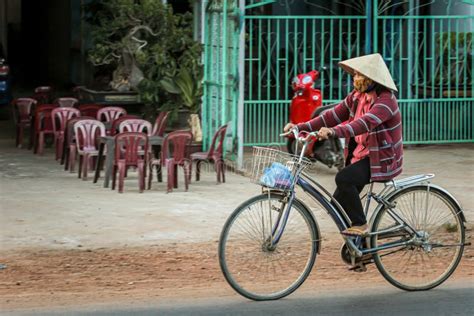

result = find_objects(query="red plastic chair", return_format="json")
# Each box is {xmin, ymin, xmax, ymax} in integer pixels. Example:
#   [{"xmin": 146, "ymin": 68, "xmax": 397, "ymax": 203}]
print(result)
[
  {"xmin": 33, "ymin": 86, "xmax": 53, "ymax": 105},
  {"xmin": 112, "ymin": 132, "xmax": 149, "ymax": 193},
  {"xmin": 12, "ymin": 98, "xmax": 37, "ymax": 148},
  {"xmin": 191, "ymin": 124, "xmax": 227, "ymax": 183},
  {"xmin": 33, "ymin": 104, "xmax": 59, "ymax": 155},
  {"xmin": 119, "ymin": 119, "xmax": 152, "ymax": 160},
  {"xmin": 55, "ymin": 97, "xmax": 79, "ymax": 108},
  {"xmin": 148, "ymin": 130, "xmax": 192, "ymax": 192},
  {"xmin": 52, "ymin": 107, "xmax": 81, "ymax": 161},
  {"xmin": 148, "ymin": 112, "xmax": 170, "ymax": 181},
  {"xmin": 110, "ymin": 115, "xmax": 140, "ymax": 136},
  {"xmin": 73, "ymin": 119, "xmax": 106, "ymax": 180},
  {"xmin": 78, "ymin": 104, "xmax": 101, "ymax": 118},
  {"xmin": 97, "ymin": 106, "xmax": 127, "ymax": 134},
  {"xmin": 62, "ymin": 116, "xmax": 94, "ymax": 171},
  {"xmin": 119, "ymin": 118, "xmax": 153, "ymax": 136},
  {"xmin": 151, "ymin": 111, "xmax": 170, "ymax": 136}
]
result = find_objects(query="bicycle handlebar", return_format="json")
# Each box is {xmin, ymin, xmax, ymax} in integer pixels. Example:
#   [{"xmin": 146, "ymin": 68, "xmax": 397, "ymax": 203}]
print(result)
[
  {"xmin": 279, "ymin": 128, "xmax": 319, "ymax": 143},
  {"xmin": 279, "ymin": 129, "xmax": 296, "ymax": 138},
  {"xmin": 279, "ymin": 128, "xmax": 319, "ymax": 162}
]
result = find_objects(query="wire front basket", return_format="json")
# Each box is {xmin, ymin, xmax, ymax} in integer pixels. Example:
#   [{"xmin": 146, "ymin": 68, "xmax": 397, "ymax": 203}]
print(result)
[{"xmin": 250, "ymin": 146, "xmax": 312, "ymax": 191}]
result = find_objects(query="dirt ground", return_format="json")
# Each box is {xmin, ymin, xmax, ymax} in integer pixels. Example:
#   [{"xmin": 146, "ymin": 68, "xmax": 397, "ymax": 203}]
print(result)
[{"xmin": 1, "ymin": 231, "xmax": 473, "ymax": 311}]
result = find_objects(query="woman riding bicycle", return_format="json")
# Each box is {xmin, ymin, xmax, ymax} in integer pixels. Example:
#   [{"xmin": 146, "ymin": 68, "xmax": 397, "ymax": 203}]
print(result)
[{"xmin": 284, "ymin": 53, "xmax": 403, "ymax": 237}]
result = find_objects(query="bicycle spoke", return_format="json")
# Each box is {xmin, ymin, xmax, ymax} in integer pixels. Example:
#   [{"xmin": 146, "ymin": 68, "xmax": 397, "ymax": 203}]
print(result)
[{"xmin": 378, "ymin": 245, "xmax": 409, "ymax": 258}]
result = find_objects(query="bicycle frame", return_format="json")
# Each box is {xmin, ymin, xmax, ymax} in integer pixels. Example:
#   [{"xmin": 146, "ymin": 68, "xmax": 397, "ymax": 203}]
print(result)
[
  {"xmin": 268, "ymin": 173, "xmax": 426, "ymax": 258},
  {"xmin": 268, "ymin": 131, "xmax": 432, "ymax": 258}
]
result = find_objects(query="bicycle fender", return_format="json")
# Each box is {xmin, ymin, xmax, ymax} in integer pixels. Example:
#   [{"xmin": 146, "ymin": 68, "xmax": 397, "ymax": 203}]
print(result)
[{"xmin": 368, "ymin": 184, "xmax": 467, "ymax": 228}]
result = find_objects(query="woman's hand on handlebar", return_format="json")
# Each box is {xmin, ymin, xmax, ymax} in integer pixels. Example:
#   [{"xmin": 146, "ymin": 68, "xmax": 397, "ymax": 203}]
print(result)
[
  {"xmin": 283, "ymin": 122, "xmax": 296, "ymax": 132},
  {"xmin": 283, "ymin": 122, "xmax": 333, "ymax": 141},
  {"xmin": 317, "ymin": 127, "xmax": 334, "ymax": 140}
]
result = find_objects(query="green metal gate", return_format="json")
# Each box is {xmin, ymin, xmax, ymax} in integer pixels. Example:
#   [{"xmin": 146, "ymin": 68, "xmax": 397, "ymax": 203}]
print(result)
[
  {"xmin": 243, "ymin": 13, "xmax": 369, "ymax": 145},
  {"xmin": 242, "ymin": 0, "xmax": 473, "ymax": 146},
  {"xmin": 202, "ymin": 0, "xmax": 240, "ymax": 152},
  {"xmin": 375, "ymin": 1, "xmax": 473, "ymax": 144}
]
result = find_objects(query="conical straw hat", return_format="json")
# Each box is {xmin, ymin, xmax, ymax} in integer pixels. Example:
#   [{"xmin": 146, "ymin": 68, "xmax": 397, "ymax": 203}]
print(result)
[{"xmin": 338, "ymin": 53, "xmax": 398, "ymax": 92}]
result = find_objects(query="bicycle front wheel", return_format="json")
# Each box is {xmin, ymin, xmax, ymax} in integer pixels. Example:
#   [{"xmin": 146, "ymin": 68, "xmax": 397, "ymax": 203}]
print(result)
[
  {"xmin": 218, "ymin": 193, "xmax": 319, "ymax": 301},
  {"xmin": 371, "ymin": 185, "xmax": 465, "ymax": 291}
]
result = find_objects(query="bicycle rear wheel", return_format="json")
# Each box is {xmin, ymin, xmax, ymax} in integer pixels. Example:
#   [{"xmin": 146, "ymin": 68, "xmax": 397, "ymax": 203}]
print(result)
[
  {"xmin": 371, "ymin": 185, "xmax": 465, "ymax": 291},
  {"xmin": 218, "ymin": 193, "xmax": 319, "ymax": 301}
]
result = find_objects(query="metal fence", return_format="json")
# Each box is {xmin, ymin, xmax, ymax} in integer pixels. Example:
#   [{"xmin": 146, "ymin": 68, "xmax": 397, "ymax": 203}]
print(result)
[
  {"xmin": 242, "ymin": 0, "xmax": 473, "ymax": 146},
  {"xmin": 377, "ymin": 12, "xmax": 473, "ymax": 143},
  {"xmin": 243, "ymin": 15, "xmax": 368, "ymax": 145}
]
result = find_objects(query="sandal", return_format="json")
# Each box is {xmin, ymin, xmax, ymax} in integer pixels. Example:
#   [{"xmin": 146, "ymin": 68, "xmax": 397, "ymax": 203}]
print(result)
[{"xmin": 341, "ymin": 226, "xmax": 369, "ymax": 237}]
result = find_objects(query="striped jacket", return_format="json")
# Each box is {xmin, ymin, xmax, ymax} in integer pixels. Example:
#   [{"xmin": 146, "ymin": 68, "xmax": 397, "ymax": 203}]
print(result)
[{"xmin": 297, "ymin": 90, "xmax": 403, "ymax": 181}]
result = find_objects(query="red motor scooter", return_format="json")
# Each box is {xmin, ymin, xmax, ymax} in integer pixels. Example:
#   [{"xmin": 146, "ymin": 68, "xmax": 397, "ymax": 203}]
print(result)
[{"xmin": 287, "ymin": 70, "xmax": 345, "ymax": 171}]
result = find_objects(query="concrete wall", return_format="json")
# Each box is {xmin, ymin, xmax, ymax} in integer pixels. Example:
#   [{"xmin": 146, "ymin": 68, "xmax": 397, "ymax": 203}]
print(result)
[
  {"xmin": 15, "ymin": 0, "xmax": 72, "ymax": 86},
  {"xmin": 0, "ymin": 0, "xmax": 22, "ymax": 58},
  {"xmin": 6, "ymin": 0, "xmax": 21, "ymax": 22},
  {"xmin": 0, "ymin": 1, "xmax": 6, "ymax": 57},
  {"xmin": 47, "ymin": 0, "xmax": 72, "ymax": 84}
]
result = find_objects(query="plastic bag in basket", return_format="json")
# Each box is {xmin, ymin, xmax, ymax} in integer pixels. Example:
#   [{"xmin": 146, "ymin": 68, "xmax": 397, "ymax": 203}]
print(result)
[{"xmin": 259, "ymin": 162, "xmax": 294, "ymax": 190}]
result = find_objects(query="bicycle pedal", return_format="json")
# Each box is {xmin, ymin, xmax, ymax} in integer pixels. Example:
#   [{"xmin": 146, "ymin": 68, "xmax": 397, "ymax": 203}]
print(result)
[{"xmin": 348, "ymin": 264, "xmax": 367, "ymax": 273}]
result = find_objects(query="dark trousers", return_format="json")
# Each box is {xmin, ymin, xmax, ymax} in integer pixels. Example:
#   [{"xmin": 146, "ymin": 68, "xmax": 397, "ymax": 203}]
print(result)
[{"xmin": 333, "ymin": 157, "xmax": 371, "ymax": 226}]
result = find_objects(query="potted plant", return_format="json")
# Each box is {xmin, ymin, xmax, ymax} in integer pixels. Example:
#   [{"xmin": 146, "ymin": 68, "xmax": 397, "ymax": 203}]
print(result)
[{"xmin": 160, "ymin": 67, "xmax": 203, "ymax": 141}]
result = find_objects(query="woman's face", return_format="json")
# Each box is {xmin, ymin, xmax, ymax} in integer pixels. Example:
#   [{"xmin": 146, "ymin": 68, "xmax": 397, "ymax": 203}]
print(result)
[{"xmin": 353, "ymin": 71, "xmax": 373, "ymax": 92}]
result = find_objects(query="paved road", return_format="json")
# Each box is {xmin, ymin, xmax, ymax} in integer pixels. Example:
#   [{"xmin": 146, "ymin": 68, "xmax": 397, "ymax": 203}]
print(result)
[{"xmin": 6, "ymin": 282, "xmax": 473, "ymax": 316}]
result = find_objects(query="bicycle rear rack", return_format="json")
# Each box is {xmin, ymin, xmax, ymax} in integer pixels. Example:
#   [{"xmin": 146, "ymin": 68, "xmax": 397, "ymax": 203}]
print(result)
[{"xmin": 386, "ymin": 173, "xmax": 435, "ymax": 189}]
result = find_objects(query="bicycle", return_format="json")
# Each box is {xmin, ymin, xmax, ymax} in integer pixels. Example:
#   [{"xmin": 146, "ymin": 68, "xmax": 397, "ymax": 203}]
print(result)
[{"xmin": 218, "ymin": 128, "xmax": 468, "ymax": 301}]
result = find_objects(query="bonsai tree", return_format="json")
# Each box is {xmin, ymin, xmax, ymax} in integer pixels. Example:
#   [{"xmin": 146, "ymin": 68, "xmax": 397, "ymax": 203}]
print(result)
[
  {"xmin": 85, "ymin": 0, "xmax": 170, "ymax": 91},
  {"xmin": 85, "ymin": 0, "xmax": 204, "ymax": 132}
]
